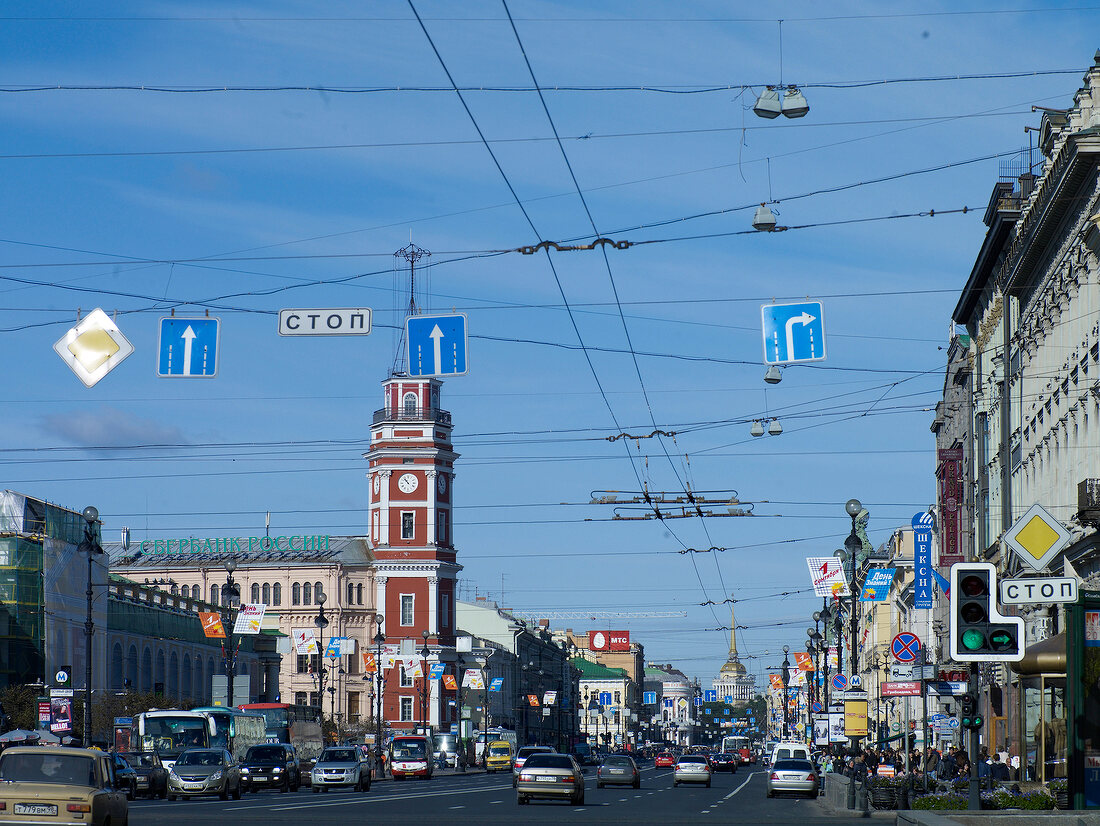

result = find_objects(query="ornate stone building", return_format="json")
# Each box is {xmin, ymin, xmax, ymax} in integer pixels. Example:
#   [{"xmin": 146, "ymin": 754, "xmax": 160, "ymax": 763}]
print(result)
[{"xmin": 711, "ymin": 604, "xmax": 755, "ymax": 708}]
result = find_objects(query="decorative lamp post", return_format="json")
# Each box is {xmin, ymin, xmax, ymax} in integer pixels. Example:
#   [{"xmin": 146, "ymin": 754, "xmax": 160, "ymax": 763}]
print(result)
[
  {"xmin": 223, "ymin": 559, "xmax": 240, "ymax": 706},
  {"xmin": 839, "ymin": 496, "xmax": 864, "ymax": 811},
  {"xmin": 78, "ymin": 506, "xmax": 103, "ymax": 747},
  {"xmin": 314, "ymin": 593, "xmax": 329, "ymax": 736},
  {"xmin": 419, "ymin": 630, "xmax": 431, "ymax": 734},
  {"xmin": 372, "ymin": 615, "xmax": 385, "ymax": 776},
  {"xmin": 780, "ymin": 645, "xmax": 791, "ymax": 739}
]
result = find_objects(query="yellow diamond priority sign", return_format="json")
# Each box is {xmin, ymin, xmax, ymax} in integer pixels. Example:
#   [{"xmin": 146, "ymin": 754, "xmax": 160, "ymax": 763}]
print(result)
[
  {"xmin": 1002, "ymin": 503, "xmax": 1072, "ymax": 573},
  {"xmin": 53, "ymin": 308, "xmax": 135, "ymax": 388}
]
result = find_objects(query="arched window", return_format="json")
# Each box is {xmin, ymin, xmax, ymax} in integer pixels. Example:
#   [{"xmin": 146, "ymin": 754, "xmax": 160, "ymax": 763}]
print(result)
[
  {"xmin": 403, "ymin": 392, "xmax": 418, "ymax": 417},
  {"xmin": 347, "ymin": 582, "xmax": 354, "ymax": 605},
  {"xmin": 141, "ymin": 648, "xmax": 152, "ymax": 693},
  {"xmin": 357, "ymin": 583, "xmax": 363, "ymax": 605},
  {"xmin": 251, "ymin": 583, "xmax": 261, "ymax": 603},
  {"xmin": 126, "ymin": 645, "xmax": 138, "ymax": 690},
  {"xmin": 190, "ymin": 585, "xmax": 199, "ymax": 600},
  {"xmin": 182, "ymin": 655, "xmax": 192, "ymax": 699},
  {"xmin": 170, "ymin": 584, "xmax": 178, "ymax": 595},
  {"xmin": 262, "ymin": 583, "xmax": 271, "ymax": 604},
  {"xmin": 292, "ymin": 583, "xmax": 300, "ymax": 605},
  {"xmin": 168, "ymin": 651, "xmax": 179, "ymax": 697},
  {"xmin": 303, "ymin": 582, "xmax": 311, "ymax": 605},
  {"xmin": 110, "ymin": 643, "xmax": 124, "ymax": 690},
  {"xmin": 193, "ymin": 657, "xmax": 203, "ymax": 700},
  {"xmin": 273, "ymin": 583, "xmax": 282, "ymax": 606},
  {"xmin": 210, "ymin": 584, "xmax": 219, "ymax": 606},
  {"xmin": 315, "ymin": 582, "xmax": 324, "ymax": 602},
  {"xmin": 155, "ymin": 650, "xmax": 166, "ymax": 694}
]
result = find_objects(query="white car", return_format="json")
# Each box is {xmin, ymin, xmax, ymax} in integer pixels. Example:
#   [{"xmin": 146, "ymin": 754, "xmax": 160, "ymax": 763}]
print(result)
[{"xmin": 672, "ymin": 754, "xmax": 711, "ymax": 788}]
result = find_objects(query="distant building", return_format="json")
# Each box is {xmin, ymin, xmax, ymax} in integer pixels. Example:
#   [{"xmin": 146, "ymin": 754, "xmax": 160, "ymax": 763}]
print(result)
[
  {"xmin": 711, "ymin": 603, "xmax": 755, "ymax": 708},
  {"xmin": 645, "ymin": 663, "xmax": 696, "ymax": 745}
]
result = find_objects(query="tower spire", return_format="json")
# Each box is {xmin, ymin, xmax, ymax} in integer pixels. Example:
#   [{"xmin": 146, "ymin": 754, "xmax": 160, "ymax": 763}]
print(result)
[{"xmin": 729, "ymin": 601, "xmax": 738, "ymax": 658}]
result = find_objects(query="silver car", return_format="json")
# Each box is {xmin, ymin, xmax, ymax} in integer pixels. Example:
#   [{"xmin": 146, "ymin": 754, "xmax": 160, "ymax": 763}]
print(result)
[
  {"xmin": 167, "ymin": 749, "xmax": 242, "ymax": 800},
  {"xmin": 516, "ymin": 753, "xmax": 585, "ymax": 806},
  {"xmin": 311, "ymin": 747, "xmax": 371, "ymax": 792},
  {"xmin": 766, "ymin": 758, "xmax": 819, "ymax": 798},
  {"xmin": 673, "ymin": 754, "xmax": 711, "ymax": 787}
]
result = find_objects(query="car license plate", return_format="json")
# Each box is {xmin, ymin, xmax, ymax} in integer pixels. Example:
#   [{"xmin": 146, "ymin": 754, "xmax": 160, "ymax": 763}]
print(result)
[
  {"xmin": 536, "ymin": 776, "xmax": 557, "ymax": 782},
  {"xmin": 14, "ymin": 804, "xmax": 57, "ymax": 816},
  {"xmin": 610, "ymin": 769, "xmax": 624, "ymax": 774},
  {"xmin": 185, "ymin": 782, "xmax": 204, "ymax": 789}
]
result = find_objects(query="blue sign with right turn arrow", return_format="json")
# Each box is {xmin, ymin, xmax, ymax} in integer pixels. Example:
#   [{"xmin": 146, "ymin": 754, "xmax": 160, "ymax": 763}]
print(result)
[{"xmin": 761, "ymin": 301, "xmax": 826, "ymax": 365}]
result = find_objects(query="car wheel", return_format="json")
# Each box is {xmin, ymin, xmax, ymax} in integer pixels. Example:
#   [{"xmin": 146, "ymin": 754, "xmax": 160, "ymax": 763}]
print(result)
[
  {"xmin": 576, "ymin": 792, "xmax": 585, "ymax": 806},
  {"xmin": 219, "ymin": 785, "xmax": 229, "ymax": 801},
  {"xmin": 517, "ymin": 795, "xmax": 527, "ymax": 805},
  {"xmin": 706, "ymin": 780, "xmax": 711, "ymax": 788},
  {"xmin": 233, "ymin": 781, "xmax": 242, "ymax": 801},
  {"xmin": 633, "ymin": 780, "xmax": 640, "ymax": 789},
  {"xmin": 167, "ymin": 794, "xmax": 176, "ymax": 802},
  {"xmin": 767, "ymin": 791, "xmax": 774, "ymax": 798},
  {"xmin": 674, "ymin": 781, "xmax": 679, "ymax": 787},
  {"xmin": 312, "ymin": 786, "xmax": 320, "ymax": 794},
  {"xmin": 280, "ymin": 778, "xmax": 288, "ymax": 794},
  {"xmin": 158, "ymin": 784, "xmax": 167, "ymax": 800},
  {"xmin": 597, "ymin": 782, "xmax": 603, "ymax": 789}
]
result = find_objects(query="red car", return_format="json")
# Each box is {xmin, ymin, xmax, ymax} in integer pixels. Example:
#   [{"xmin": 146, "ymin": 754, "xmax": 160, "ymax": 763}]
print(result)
[{"xmin": 655, "ymin": 752, "xmax": 675, "ymax": 768}]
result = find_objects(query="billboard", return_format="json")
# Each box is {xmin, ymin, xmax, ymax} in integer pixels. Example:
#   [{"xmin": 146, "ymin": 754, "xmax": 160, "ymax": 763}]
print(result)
[
  {"xmin": 588, "ymin": 630, "xmax": 630, "ymax": 651},
  {"xmin": 937, "ymin": 448, "xmax": 964, "ymax": 566}
]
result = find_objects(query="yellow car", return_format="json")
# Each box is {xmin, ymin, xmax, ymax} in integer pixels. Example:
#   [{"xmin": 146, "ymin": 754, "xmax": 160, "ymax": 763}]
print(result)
[
  {"xmin": 0, "ymin": 747, "xmax": 129, "ymax": 826},
  {"xmin": 484, "ymin": 741, "xmax": 514, "ymax": 773}
]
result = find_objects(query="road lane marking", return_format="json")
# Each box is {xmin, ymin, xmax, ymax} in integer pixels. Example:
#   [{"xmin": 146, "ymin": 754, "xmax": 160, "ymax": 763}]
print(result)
[
  {"xmin": 724, "ymin": 770, "xmax": 760, "ymax": 800},
  {"xmin": 263, "ymin": 782, "xmax": 517, "ymax": 811}
]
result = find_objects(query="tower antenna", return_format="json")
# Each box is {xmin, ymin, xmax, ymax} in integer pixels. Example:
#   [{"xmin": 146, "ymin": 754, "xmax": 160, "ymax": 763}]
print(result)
[{"xmin": 391, "ymin": 242, "xmax": 431, "ymax": 376}]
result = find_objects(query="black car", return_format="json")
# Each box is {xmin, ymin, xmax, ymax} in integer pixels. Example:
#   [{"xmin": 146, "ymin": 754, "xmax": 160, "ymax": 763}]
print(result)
[
  {"xmin": 109, "ymin": 752, "xmax": 138, "ymax": 800},
  {"xmin": 118, "ymin": 751, "xmax": 168, "ymax": 799},
  {"xmin": 710, "ymin": 753, "xmax": 739, "ymax": 773},
  {"xmin": 241, "ymin": 744, "xmax": 300, "ymax": 793}
]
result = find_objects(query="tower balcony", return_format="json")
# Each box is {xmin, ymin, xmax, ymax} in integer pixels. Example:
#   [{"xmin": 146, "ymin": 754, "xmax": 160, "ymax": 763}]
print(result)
[{"xmin": 373, "ymin": 406, "xmax": 452, "ymax": 426}]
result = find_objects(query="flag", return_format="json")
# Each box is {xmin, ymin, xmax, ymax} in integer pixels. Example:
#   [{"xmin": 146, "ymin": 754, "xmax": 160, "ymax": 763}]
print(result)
[
  {"xmin": 769, "ymin": 674, "xmax": 782, "ymax": 690},
  {"xmin": 442, "ymin": 674, "xmax": 458, "ymax": 690},
  {"xmin": 794, "ymin": 652, "xmax": 815, "ymax": 671},
  {"xmin": 402, "ymin": 657, "xmax": 423, "ymax": 678},
  {"xmin": 528, "ymin": 694, "xmax": 540, "ymax": 707},
  {"xmin": 361, "ymin": 652, "xmax": 377, "ymax": 673},
  {"xmin": 199, "ymin": 612, "xmax": 226, "ymax": 639},
  {"xmin": 932, "ymin": 567, "xmax": 951, "ymax": 597}
]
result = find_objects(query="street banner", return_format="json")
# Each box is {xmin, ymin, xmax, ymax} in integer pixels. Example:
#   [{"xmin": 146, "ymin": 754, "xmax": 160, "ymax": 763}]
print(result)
[
  {"xmin": 489, "ymin": 677, "xmax": 504, "ymax": 692},
  {"xmin": 361, "ymin": 652, "xmax": 377, "ymax": 673},
  {"xmin": 462, "ymin": 669, "xmax": 485, "ymax": 689},
  {"xmin": 442, "ymin": 674, "xmax": 458, "ymax": 690},
  {"xmin": 860, "ymin": 568, "xmax": 896, "ymax": 602},
  {"xmin": 913, "ymin": 512, "xmax": 934, "ymax": 609},
  {"xmin": 769, "ymin": 674, "xmax": 782, "ymax": 690},
  {"xmin": 382, "ymin": 653, "xmax": 399, "ymax": 669},
  {"xmin": 233, "ymin": 603, "xmax": 266, "ymax": 635},
  {"xmin": 813, "ymin": 715, "xmax": 830, "ymax": 746},
  {"xmin": 403, "ymin": 657, "xmax": 423, "ymax": 678},
  {"xmin": 428, "ymin": 663, "xmax": 446, "ymax": 681},
  {"xmin": 844, "ymin": 699, "xmax": 868, "ymax": 736},
  {"xmin": 544, "ymin": 690, "xmax": 557, "ymax": 706},
  {"xmin": 828, "ymin": 646, "xmax": 838, "ymax": 668},
  {"xmin": 527, "ymin": 694, "xmax": 540, "ymax": 707},
  {"xmin": 293, "ymin": 628, "xmax": 318, "ymax": 654},
  {"xmin": 325, "ymin": 637, "xmax": 347, "ymax": 658},
  {"xmin": 807, "ymin": 557, "xmax": 851, "ymax": 597},
  {"xmin": 932, "ymin": 568, "xmax": 951, "ymax": 597},
  {"xmin": 199, "ymin": 612, "xmax": 226, "ymax": 638},
  {"xmin": 937, "ymin": 448, "xmax": 964, "ymax": 566},
  {"xmin": 794, "ymin": 652, "xmax": 815, "ymax": 671}
]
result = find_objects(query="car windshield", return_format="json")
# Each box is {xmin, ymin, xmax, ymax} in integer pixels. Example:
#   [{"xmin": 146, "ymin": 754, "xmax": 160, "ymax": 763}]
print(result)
[
  {"xmin": 489, "ymin": 745, "xmax": 511, "ymax": 755},
  {"xmin": 176, "ymin": 751, "xmax": 223, "ymax": 766},
  {"xmin": 391, "ymin": 742, "xmax": 426, "ymax": 760},
  {"xmin": 320, "ymin": 749, "xmax": 357, "ymax": 763},
  {"xmin": 518, "ymin": 747, "xmax": 549, "ymax": 758},
  {"xmin": 523, "ymin": 755, "xmax": 573, "ymax": 770},
  {"xmin": 120, "ymin": 753, "xmax": 157, "ymax": 768},
  {"xmin": 773, "ymin": 759, "xmax": 814, "ymax": 771},
  {"xmin": 603, "ymin": 756, "xmax": 633, "ymax": 767},
  {"xmin": 246, "ymin": 746, "xmax": 286, "ymax": 762},
  {"xmin": 0, "ymin": 753, "xmax": 96, "ymax": 786}
]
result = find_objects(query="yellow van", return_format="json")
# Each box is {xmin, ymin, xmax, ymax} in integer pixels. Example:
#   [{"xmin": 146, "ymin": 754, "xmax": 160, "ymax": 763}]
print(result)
[{"xmin": 485, "ymin": 740, "xmax": 514, "ymax": 772}]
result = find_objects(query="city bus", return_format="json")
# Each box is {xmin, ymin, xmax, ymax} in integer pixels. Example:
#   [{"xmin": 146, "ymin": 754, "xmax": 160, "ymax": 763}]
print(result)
[
  {"xmin": 191, "ymin": 707, "xmax": 268, "ymax": 762},
  {"xmin": 238, "ymin": 703, "xmax": 323, "ymax": 765},
  {"xmin": 721, "ymin": 734, "xmax": 754, "ymax": 765},
  {"xmin": 133, "ymin": 710, "xmax": 216, "ymax": 770}
]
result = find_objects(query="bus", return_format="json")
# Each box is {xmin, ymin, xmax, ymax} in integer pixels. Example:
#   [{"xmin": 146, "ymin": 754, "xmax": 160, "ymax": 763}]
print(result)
[
  {"xmin": 721, "ymin": 735, "xmax": 754, "ymax": 765},
  {"xmin": 191, "ymin": 707, "xmax": 268, "ymax": 762},
  {"xmin": 133, "ymin": 710, "xmax": 216, "ymax": 770},
  {"xmin": 238, "ymin": 703, "xmax": 323, "ymax": 765},
  {"xmin": 473, "ymin": 728, "xmax": 517, "ymax": 766}
]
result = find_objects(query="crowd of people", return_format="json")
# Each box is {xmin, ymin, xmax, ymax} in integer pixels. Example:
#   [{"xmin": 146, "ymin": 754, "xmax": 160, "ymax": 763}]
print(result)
[{"xmin": 820, "ymin": 744, "xmax": 1018, "ymax": 782}]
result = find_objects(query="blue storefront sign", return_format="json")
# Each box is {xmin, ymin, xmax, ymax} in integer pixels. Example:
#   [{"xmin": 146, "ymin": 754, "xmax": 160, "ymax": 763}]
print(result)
[{"xmin": 913, "ymin": 512, "xmax": 934, "ymax": 609}]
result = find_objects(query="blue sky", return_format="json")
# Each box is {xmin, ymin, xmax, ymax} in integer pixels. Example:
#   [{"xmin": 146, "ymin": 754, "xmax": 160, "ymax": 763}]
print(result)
[{"xmin": 1, "ymin": 1, "xmax": 1097, "ymax": 687}]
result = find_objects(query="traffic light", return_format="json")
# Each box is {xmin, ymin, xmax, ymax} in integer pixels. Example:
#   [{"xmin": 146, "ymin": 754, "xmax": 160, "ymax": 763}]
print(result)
[
  {"xmin": 959, "ymin": 693, "xmax": 983, "ymax": 730},
  {"xmin": 949, "ymin": 562, "xmax": 1024, "ymax": 662}
]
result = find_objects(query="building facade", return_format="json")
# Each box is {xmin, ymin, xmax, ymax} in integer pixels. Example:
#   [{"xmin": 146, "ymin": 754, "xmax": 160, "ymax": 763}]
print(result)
[{"xmin": 711, "ymin": 604, "xmax": 756, "ymax": 708}]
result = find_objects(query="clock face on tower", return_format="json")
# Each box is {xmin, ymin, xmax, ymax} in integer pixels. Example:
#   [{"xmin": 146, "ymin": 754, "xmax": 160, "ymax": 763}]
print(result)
[
  {"xmin": 397, "ymin": 472, "xmax": 419, "ymax": 494},
  {"xmin": 437, "ymin": 474, "xmax": 447, "ymax": 494},
  {"xmin": 372, "ymin": 475, "xmax": 380, "ymax": 495}
]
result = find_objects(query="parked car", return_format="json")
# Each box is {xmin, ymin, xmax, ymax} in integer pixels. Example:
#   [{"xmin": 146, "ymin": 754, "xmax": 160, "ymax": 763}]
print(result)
[
  {"xmin": 167, "ymin": 748, "xmax": 242, "ymax": 800},
  {"xmin": 109, "ymin": 753, "xmax": 137, "ymax": 800},
  {"xmin": 710, "ymin": 753, "xmax": 739, "ymax": 773},
  {"xmin": 516, "ymin": 753, "xmax": 585, "ymax": 806},
  {"xmin": 0, "ymin": 746, "xmax": 129, "ymax": 826},
  {"xmin": 596, "ymin": 755, "xmax": 640, "ymax": 789},
  {"xmin": 673, "ymin": 754, "xmax": 711, "ymax": 788},
  {"xmin": 241, "ymin": 743, "xmax": 300, "ymax": 793},
  {"xmin": 117, "ymin": 752, "xmax": 168, "ymax": 799},
  {"xmin": 767, "ymin": 758, "xmax": 819, "ymax": 798},
  {"xmin": 512, "ymin": 746, "xmax": 553, "ymax": 787},
  {"xmin": 654, "ymin": 752, "xmax": 675, "ymax": 768},
  {"xmin": 311, "ymin": 746, "xmax": 371, "ymax": 792}
]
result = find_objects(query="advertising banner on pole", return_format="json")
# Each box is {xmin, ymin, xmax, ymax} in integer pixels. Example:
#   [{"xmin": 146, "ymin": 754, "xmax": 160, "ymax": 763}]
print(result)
[
  {"xmin": 912, "ymin": 513, "xmax": 934, "ymax": 609},
  {"xmin": 860, "ymin": 568, "xmax": 897, "ymax": 602},
  {"xmin": 937, "ymin": 448, "xmax": 964, "ymax": 566},
  {"xmin": 199, "ymin": 612, "xmax": 226, "ymax": 638},
  {"xmin": 442, "ymin": 674, "xmax": 458, "ymax": 690},
  {"xmin": 462, "ymin": 669, "xmax": 485, "ymax": 689},
  {"xmin": 807, "ymin": 557, "xmax": 851, "ymax": 598},
  {"xmin": 361, "ymin": 652, "xmax": 377, "ymax": 673},
  {"xmin": 50, "ymin": 698, "xmax": 72, "ymax": 733},
  {"xmin": 233, "ymin": 603, "xmax": 266, "ymax": 635},
  {"xmin": 293, "ymin": 628, "xmax": 318, "ymax": 654}
]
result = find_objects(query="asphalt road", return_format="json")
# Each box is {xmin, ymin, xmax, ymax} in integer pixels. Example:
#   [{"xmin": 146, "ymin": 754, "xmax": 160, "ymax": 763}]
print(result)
[{"xmin": 128, "ymin": 765, "xmax": 872, "ymax": 825}]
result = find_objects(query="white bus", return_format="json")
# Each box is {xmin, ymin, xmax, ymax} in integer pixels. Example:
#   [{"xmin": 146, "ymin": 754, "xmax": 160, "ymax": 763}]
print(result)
[
  {"xmin": 133, "ymin": 710, "xmax": 216, "ymax": 770},
  {"xmin": 721, "ymin": 735, "xmax": 753, "ymax": 764}
]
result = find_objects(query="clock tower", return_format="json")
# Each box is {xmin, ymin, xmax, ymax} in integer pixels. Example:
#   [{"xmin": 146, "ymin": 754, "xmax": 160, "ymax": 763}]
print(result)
[{"xmin": 366, "ymin": 374, "xmax": 460, "ymax": 732}]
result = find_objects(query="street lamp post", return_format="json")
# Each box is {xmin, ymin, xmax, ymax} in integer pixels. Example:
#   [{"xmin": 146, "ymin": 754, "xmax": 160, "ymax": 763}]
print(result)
[
  {"xmin": 372, "ymin": 616, "xmax": 385, "ymax": 777},
  {"xmin": 223, "ymin": 560, "xmax": 240, "ymax": 706},
  {"xmin": 780, "ymin": 646, "xmax": 791, "ymax": 739},
  {"xmin": 419, "ymin": 630, "xmax": 431, "ymax": 735},
  {"xmin": 78, "ymin": 506, "xmax": 103, "ymax": 747},
  {"xmin": 840, "ymin": 497, "xmax": 864, "ymax": 811},
  {"xmin": 314, "ymin": 594, "xmax": 329, "ymax": 738}
]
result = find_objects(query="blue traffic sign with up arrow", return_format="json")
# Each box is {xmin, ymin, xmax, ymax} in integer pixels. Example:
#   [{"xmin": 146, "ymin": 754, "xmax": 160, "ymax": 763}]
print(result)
[
  {"xmin": 158, "ymin": 317, "xmax": 219, "ymax": 377},
  {"xmin": 761, "ymin": 301, "xmax": 826, "ymax": 365},
  {"xmin": 407, "ymin": 313, "xmax": 468, "ymax": 377},
  {"xmin": 704, "ymin": 690, "xmax": 717, "ymax": 702}
]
